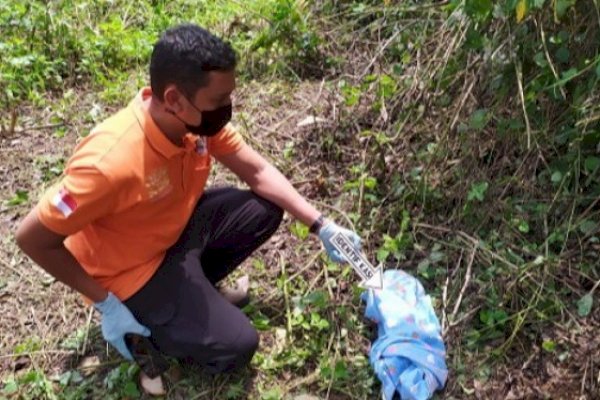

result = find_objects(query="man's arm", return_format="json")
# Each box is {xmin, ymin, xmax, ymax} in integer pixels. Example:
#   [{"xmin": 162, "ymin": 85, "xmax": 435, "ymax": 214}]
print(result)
[
  {"xmin": 15, "ymin": 207, "xmax": 108, "ymax": 303},
  {"xmin": 217, "ymin": 142, "xmax": 362, "ymax": 263},
  {"xmin": 16, "ymin": 207, "xmax": 149, "ymax": 360},
  {"xmin": 216, "ymin": 143, "xmax": 322, "ymax": 227}
]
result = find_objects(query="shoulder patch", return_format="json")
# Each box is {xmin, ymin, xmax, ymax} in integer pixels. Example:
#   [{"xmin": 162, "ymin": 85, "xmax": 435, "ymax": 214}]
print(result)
[{"xmin": 52, "ymin": 188, "xmax": 78, "ymax": 217}]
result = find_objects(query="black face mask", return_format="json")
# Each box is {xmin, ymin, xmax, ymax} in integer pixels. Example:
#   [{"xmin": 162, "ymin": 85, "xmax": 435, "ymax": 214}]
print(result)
[{"xmin": 173, "ymin": 101, "xmax": 232, "ymax": 137}]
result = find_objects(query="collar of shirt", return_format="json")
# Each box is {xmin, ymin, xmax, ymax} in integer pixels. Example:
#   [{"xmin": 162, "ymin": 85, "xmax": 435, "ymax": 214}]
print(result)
[{"xmin": 132, "ymin": 87, "xmax": 199, "ymax": 159}]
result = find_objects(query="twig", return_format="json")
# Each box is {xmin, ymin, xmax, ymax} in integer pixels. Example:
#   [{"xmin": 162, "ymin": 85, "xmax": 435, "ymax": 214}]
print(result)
[
  {"xmin": 0, "ymin": 256, "xmax": 36, "ymax": 286},
  {"xmin": 586, "ymin": 277, "xmax": 600, "ymax": 297},
  {"xmin": 279, "ymin": 252, "xmax": 293, "ymax": 335},
  {"xmin": 13, "ymin": 123, "xmax": 65, "ymax": 134},
  {"xmin": 359, "ymin": 29, "xmax": 403, "ymax": 80},
  {"xmin": 594, "ymin": 0, "xmax": 600, "ymax": 30},
  {"xmin": 520, "ymin": 346, "xmax": 539, "ymax": 370},
  {"xmin": 0, "ymin": 350, "xmax": 73, "ymax": 359},
  {"xmin": 287, "ymin": 251, "xmax": 321, "ymax": 284},
  {"xmin": 575, "ymin": 113, "xmax": 600, "ymax": 128},
  {"xmin": 357, "ymin": 145, "xmax": 368, "ymax": 218},
  {"xmin": 312, "ymin": 199, "xmax": 356, "ymax": 232},
  {"xmin": 498, "ymin": 280, "xmax": 546, "ymax": 353},
  {"xmin": 450, "ymin": 246, "xmax": 476, "ymax": 322},
  {"xmin": 324, "ymin": 330, "xmax": 339, "ymax": 399},
  {"xmin": 545, "ymin": 57, "xmax": 600, "ymax": 90},
  {"xmin": 8, "ymin": 110, "xmax": 17, "ymax": 135},
  {"xmin": 322, "ymin": 259, "xmax": 335, "ymax": 300},
  {"xmin": 29, "ymin": 306, "xmax": 46, "ymax": 347},
  {"xmin": 304, "ymin": 268, "xmax": 325, "ymax": 296},
  {"xmin": 515, "ymin": 61, "xmax": 532, "ymax": 149},
  {"xmin": 581, "ymin": 358, "xmax": 588, "ymax": 396},
  {"xmin": 80, "ymin": 306, "xmax": 94, "ymax": 355},
  {"xmin": 575, "ymin": 194, "xmax": 600, "ymax": 226},
  {"xmin": 441, "ymin": 273, "xmax": 449, "ymax": 335},
  {"xmin": 417, "ymin": 227, "xmax": 504, "ymax": 277},
  {"xmin": 257, "ymin": 79, "xmax": 326, "ymax": 138},
  {"xmin": 448, "ymin": 306, "xmax": 480, "ymax": 329},
  {"xmin": 558, "ymin": 189, "xmax": 578, "ymax": 258},
  {"xmin": 442, "ymin": 250, "xmax": 463, "ymax": 335},
  {"xmin": 284, "ymin": 369, "xmax": 321, "ymax": 393},
  {"xmin": 449, "ymin": 80, "xmax": 475, "ymax": 131},
  {"xmin": 538, "ymin": 20, "xmax": 566, "ymax": 100},
  {"xmin": 259, "ymin": 250, "xmax": 321, "ymax": 304}
]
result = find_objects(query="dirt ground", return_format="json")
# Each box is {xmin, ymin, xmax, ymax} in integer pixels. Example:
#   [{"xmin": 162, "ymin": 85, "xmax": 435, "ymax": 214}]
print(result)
[{"xmin": 1, "ymin": 81, "xmax": 598, "ymax": 399}]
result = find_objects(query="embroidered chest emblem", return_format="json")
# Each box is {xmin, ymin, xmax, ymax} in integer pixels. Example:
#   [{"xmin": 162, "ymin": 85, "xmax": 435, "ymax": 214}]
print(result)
[
  {"xmin": 145, "ymin": 167, "xmax": 172, "ymax": 199},
  {"xmin": 195, "ymin": 136, "xmax": 207, "ymax": 155}
]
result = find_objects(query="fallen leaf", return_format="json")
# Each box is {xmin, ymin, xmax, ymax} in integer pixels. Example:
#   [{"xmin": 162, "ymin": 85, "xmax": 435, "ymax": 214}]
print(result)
[
  {"xmin": 296, "ymin": 116, "xmax": 327, "ymax": 127},
  {"xmin": 516, "ymin": 0, "xmax": 528, "ymax": 22},
  {"xmin": 577, "ymin": 293, "xmax": 593, "ymax": 317}
]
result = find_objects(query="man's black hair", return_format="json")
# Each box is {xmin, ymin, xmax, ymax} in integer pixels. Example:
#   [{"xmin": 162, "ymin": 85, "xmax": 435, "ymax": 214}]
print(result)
[{"xmin": 150, "ymin": 24, "xmax": 237, "ymax": 101}]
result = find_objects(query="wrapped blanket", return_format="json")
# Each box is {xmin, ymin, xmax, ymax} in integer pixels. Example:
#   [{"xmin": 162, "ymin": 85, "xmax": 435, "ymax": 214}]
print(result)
[{"xmin": 362, "ymin": 270, "xmax": 448, "ymax": 400}]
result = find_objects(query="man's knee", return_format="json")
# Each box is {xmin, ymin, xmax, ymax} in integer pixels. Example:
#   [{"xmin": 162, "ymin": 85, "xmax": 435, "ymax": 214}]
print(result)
[
  {"xmin": 237, "ymin": 323, "xmax": 259, "ymax": 360},
  {"xmin": 202, "ymin": 324, "xmax": 259, "ymax": 373},
  {"xmin": 226, "ymin": 322, "xmax": 259, "ymax": 372},
  {"xmin": 251, "ymin": 193, "xmax": 283, "ymax": 232}
]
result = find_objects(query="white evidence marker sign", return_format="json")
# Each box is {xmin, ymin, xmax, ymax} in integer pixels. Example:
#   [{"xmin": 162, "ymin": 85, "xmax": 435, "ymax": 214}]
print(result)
[{"xmin": 329, "ymin": 232, "xmax": 384, "ymax": 290}]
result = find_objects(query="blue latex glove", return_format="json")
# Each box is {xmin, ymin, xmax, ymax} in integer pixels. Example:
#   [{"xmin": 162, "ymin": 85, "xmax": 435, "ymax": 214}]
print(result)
[
  {"xmin": 318, "ymin": 221, "xmax": 362, "ymax": 263},
  {"xmin": 94, "ymin": 292, "xmax": 150, "ymax": 360}
]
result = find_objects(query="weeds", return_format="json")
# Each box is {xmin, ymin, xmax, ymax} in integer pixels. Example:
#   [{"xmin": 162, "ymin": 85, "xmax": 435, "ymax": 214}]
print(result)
[{"xmin": 1, "ymin": 0, "xmax": 599, "ymax": 398}]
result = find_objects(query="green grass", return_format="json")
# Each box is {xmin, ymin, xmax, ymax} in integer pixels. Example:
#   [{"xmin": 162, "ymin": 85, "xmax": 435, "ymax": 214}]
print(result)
[
  {"xmin": 1, "ymin": 0, "xmax": 600, "ymax": 398},
  {"xmin": 0, "ymin": 0, "xmax": 321, "ymax": 111}
]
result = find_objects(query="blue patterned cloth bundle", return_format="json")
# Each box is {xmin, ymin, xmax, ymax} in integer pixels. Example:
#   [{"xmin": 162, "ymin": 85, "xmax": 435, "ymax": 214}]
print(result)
[{"xmin": 361, "ymin": 270, "xmax": 448, "ymax": 400}]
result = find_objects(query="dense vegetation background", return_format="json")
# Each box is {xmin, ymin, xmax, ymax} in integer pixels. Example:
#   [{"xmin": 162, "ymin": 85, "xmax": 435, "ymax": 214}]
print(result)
[{"xmin": 1, "ymin": 0, "xmax": 598, "ymax": 398}]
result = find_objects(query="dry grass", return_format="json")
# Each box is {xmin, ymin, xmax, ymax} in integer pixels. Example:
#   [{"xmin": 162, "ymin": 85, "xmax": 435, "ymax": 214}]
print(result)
[{"xmin": 2, "ymin": 1, "xmax": 600, "ymax": 398}]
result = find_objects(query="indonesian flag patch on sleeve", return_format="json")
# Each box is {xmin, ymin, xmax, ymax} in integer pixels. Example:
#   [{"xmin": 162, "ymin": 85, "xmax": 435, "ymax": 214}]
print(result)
[{"xmin": 52, "ymin": 188, "xmax": 78, "ymax": 217}]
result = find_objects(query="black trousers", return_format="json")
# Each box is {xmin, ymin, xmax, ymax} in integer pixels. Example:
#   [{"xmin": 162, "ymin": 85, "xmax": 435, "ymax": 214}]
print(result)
[{"xmin": 124, "ymin": 188, "xmax": 283, "ymax": 373}]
